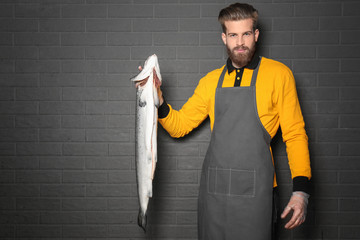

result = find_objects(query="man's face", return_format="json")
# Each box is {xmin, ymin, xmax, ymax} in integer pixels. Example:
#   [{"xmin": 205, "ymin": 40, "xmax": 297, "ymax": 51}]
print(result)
[{"xmin": 221, "ymin": 19, "xmax": 259, "ymax": 68}]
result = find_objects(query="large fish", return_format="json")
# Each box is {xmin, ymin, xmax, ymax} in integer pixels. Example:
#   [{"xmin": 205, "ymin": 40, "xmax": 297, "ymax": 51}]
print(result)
[{"xmin": 131, "ymin": 54, "xmax": 162, "ymax": 231}]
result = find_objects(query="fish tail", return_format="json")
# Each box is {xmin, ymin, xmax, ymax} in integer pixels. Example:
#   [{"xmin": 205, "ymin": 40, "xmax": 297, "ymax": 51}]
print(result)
[{"xmin": 138, "ymin": 208, "xmax": 147, "ymax": 232}]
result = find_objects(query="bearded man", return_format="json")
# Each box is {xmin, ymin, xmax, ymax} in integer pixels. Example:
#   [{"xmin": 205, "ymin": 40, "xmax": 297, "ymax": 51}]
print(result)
[{"xmin": 138, "ymin": 3, "xmax": 312, "ymax": 240}]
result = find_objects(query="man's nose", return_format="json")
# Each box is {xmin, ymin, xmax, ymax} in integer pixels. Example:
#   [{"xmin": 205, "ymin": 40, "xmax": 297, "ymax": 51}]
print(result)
[{"xmin": 236, "ymin": 36, "xmax": 244, "ymax": 45}]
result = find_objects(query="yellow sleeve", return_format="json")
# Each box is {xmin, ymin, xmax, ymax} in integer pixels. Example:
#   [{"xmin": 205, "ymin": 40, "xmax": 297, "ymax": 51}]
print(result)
[
  {"xmin": 158, "ymin": 75, "xmax": 212, "ymax": 138},
  {"xmin": 276, "ymin": 67, "xmax": 312, "ymax": 180}
]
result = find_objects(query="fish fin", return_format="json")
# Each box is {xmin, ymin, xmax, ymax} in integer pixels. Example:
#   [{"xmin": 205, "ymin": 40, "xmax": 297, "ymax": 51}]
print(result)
[{"xmin": 138, "ymin": 208, "xmax": 147, "ymax": 232}]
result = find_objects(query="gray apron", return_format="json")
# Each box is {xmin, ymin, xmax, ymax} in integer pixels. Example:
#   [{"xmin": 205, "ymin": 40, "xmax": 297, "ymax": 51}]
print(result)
[{"xmin": 198, "ymin": 57, "xmax": 274, "ymax": 240}]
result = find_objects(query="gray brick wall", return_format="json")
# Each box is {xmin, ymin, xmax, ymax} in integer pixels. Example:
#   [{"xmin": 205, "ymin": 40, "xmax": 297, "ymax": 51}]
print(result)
[{"xmin": 0, "ymin": 0, "xmax": 359, "ymax": 239}]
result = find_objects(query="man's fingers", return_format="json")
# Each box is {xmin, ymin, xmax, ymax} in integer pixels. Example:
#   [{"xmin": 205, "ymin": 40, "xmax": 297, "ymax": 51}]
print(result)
[
  {"xmin": 284, "ymin": 207, "xmax": 304, "ymax": 229},
  {"xmin": 281, "ymin": 206, "xmax": 291, "ymax": 219}
]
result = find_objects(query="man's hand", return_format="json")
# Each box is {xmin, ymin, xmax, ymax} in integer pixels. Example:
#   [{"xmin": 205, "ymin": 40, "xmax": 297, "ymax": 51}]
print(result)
[
  {"xmin": 281, "ymin": 191, "xmax": 309, "ymax": 229},
  {"xmin": 136, "ymin": 66, "xmax": 164, "ymax": 106}
]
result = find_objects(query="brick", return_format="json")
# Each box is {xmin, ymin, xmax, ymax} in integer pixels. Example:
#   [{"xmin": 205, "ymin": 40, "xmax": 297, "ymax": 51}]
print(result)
[
  {"xmin": 62, "ymin": 198, "xmax": 107, "ymax": 211},
  {"xmin": 0, "ymin": 129, "xmax": 38, "ymax": 142},
  {"xmin": 177, "ymin": 185, "xmax": 200, "ymax": 197},
  {"xmin": 0, "ymin": 60, "xmax": 14, "ymax": 73},
  {"xmin": 109, "ymin": 143, "xmax": 134, "ymax": 156},
  {"xmin": 108, "ymin": 87, "xmax": 135, "ymax": 101},
  {"xmin": 0, "ymin": 185, "xmax": 39, "ymax": 197},
  {"xmin": 16, "ymin": 87, "xmax": 61, "ymax": 101},
  {"xmin": 41, "ymin": 212, "xmax": 85, "ymax": 224},
  {"xmin": 0, "ymin": 19, "xmax": 38, "ymax": 32},
  {"xmin": 297, "ymin": 87, "xmax": 339, "ymax": 101},
  {"xmin": 261, "ymin": 31, "xmax": 293, "ymax": 45},
  {"xmin": 0, "ymin": 116, "xmax": 14, "ymax": 128},
  {"xmin": 319, "ymin": 102, "xmax": 360, "ymax": 114},
  {"xmin": 63, "ymin": 225, "xmax": 108, "ymax": 238},
  {"xmin": 151, "ymin": 225, "xmax": 197, "ymax": 239},
  {"xmin": 62, "ymin": 87, "xmax": 107, "ymax": 101},
  {"xmin": 319, "ymin": 129, "xmax": 360, "ymax": 142},
  {"xmin": 39, "ymin": 156, "xmax": 84, "ymax": 170},
  {"xmin": 62, "ymin": 4, "xmax": 106, "ymax": 18},
  {"xmin": 14, "ymin": 33, "xmax": 59, "ymax": 46},
  {"xmin": 0, "ymin": 171, "xmax": 14, "ymax": 183},
  {"xmin": 0, "ymin": 47, "xmax": 38, "ymax": 59},
  {"xmin": 180, "ymin": 18, "xmax": 220, "ymax": 31},
  {"xmin": 154, "ymin": 32, "xmax": 199, "ymax": 46},
  {"xmin": 108, "ymin": 170, "xmax": 135, "ymax": 184},
  {"xmin": 107, "ymin": 32, "xmax": 152, "ymax": 46},
  {"xmin": 16, "ymin": 226, "xmax": 61, "ymax": 238},
  {"xmin": 200, "ymin": 32, "xmax": 224, "ymax": 46},
  {"xmin": 0, "ymin": 197, "xmax": 15, "ymax": 210},
  {"xmin": 108, "ymin": 4, "xmax": 153, "ymax": 18},
  {"xmin": 133, "ymin": 18, "xmax": 178, "ymax": 32},
  {"xmin": 177, "ymin": 46, "xmax": 223, "ymax": 59},
  {"xmin": 86, "ymin": 156, "xmax": 131, "ymax": 170},
  {"xmin": 62, "ymin": 60, "xmax": 106, "ymax": 73},
  {"xmin": 199, "ymin": 60, "xmax": 225, "ymax": 74},
  {"xmin": 86, "ymin": 129, "xmax": 129, "ymax": 142},
  {"xmin": 342, "ymin": 59, "xmax": 360, "ymax": 72},
  {"xmin": 39, "ymin": 47, "xmax": 84, "ymax": 59},
  {"xmin": 108, "ymin": 225, "xmax": 144, "ymax": 238},
  {"xmin": 0, "ymin": 157, "xmax": 38, "ymax": 169},
  {"xmin": 0, "ymin": 74, "xmax": 38, "ymax": 87},
  {"xmin": 107, "ymin": 60, "xmax": 139, "ymax": 74},
  {"xmin": 86, "ymin": 73, "xmax": 133, "ymax": 87},
  {"xmin": 39, "ymin": 101, "xmax": 85, "ymax": 115},
  {"xmin": 294, "ymin": 31, "xmax": 339, "ymax": 45},
  {"xmin": 256, "ymin": 3, "xmax": 294, "ymax": 17},
  {"xmin": 340, "ymin": 143, "xmax": 360, "ymax": 156},
  {"xmin": 86, "ymin": 46, "xmax": 130, "ymax": 60},
  {"xmin": 86, "ymin": 19, "xmax": 131, "ymax": 32},
  {"xmin": 273, "ymin": 17, "xmax": 318, "ymax": 31},
  {"xmin": 16, "ymin": 60, "xmax": 60, "ymax": 73},
  {"xmin": 15, "ymin": 170, "xmax": 61, "ymax": 183},
  {"xmin": 61, "ymin": 33, "xmax": 106, "ymax": 46},
  {"xmin": 318, "ymin": 46, "xmax": 360, "ymax": 59},
  {"xmin": 341, "ymin": 31, "xmax": 360, "ymax": 45},
  {"xmin": 40, "ymin": 19, "xmax": 85, "ymax": 32},
  {"xmin": 86, "ymin": 211, "xmax": 133, "ymax": 224},
  {"xmin": 340, "ymin": 199, "xmax": 360, "ymax": 211},
  {"xmin": 321, "ymin": 17, "xmax": 360, "ymax": 30},
  {"xmin": 319, "ymin": 73, "xmax": 360, "ymax": 87},
  {"xmin": 0, "ymin": 212, "xmax": 39, "ymax": 224},
  {"xmin": 17, "ymin": 143, "xmax": 62, "ymax": 156},
  {"xmin": 0, "ymin": 33, "xmax": 13, "ymax": 45},
  {"xmin": 61, "ymin": 115, "xmax": 107, "ymax": 128},
  {"xmin": 270, "ymin": 46, "xmax": 316, "ymax": 59},
  {"xmin": 308, "ymin": 143, "xmax": 338, "ymax": 156},
  {"xmin": 0, "ymin": 87, "xmax": 14, "ymax": 100},
  {"xmin": 341, "ymin": 88, "xmax": 360, "ymax": 100},
  {"xmin": 304, "ymin": 115, "xmax": 338, "ymax": 129},
  {"xmin": 293, "ymin": 60, "xmax": 339, "ymax": 73},
  {"xmin": 15, "ymin": 4, "xmax": 60, "ymax": 18},
  {"xmin": 340, "ymin": 226, "xmax": 360, "ymax": 239},
  {"xmin": 41, "ymin": 184, "xmax": 85, "ymax": 197},
  {"xmin": 63, "ymin": 143, "xmax": 108, "ymax": 156},
  {"xmin": 295, "ymin": 3, "xmax": 341, "ymax": 16},
  {"xmin": 0, "ymin": 4, "xmax": 13, "ymax": 17},
  {"xmin": 340, "ymin": 115, "xmax": 360, "ymax": 128},
  {"xmin": 86, "ymin": 184, "xmax": 131, "ymax": 197},
  {"xmin": 86, "ymin": 101, "xmax": 130, "ymax": 115},
  {"xmin": 108, "ymin": 198, "xmax": 138, "ymax": 211},
  {"xmin": 160, "ymin": 60, "xmax": 199, "ymax": 73},
  {"xmin": 155, "ymin": 4, "xmax": 200, "ymax": 18},
  {"xmin": 131, "ymin": 46, "xmax": 176, "ymax": 60},
  {"xmin": 40, "ymin": 73, "xmax": 85, "ymax": 87},
  {"xmin": 39, "ymin": 129, "xmax": 85, "ymax": 142},
  {"xmin": 16, "ymin": 115, "xmax": 60, "ymax": 128},
  {"xmin": 343, "ymin": 2, "xmax": 360, "ymax": 16}
]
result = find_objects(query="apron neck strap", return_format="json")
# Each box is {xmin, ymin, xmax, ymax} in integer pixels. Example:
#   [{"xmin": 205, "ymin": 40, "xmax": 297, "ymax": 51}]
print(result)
[{"xmin": 217, "ymin": 56, "xmax": 262, "ymax": 89}]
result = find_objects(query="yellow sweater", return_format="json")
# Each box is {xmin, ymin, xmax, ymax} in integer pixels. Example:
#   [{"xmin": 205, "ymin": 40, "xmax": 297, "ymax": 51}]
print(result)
[{"xmin": 159, "ymin": 57, "xmax": 311, "ymax": 186}]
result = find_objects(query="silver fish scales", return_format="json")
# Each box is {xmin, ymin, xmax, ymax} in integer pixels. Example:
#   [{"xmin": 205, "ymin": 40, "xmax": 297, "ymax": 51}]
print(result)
[{"xmin": 131, "ymin": 54, "xmax": 162, "ymax": 231}]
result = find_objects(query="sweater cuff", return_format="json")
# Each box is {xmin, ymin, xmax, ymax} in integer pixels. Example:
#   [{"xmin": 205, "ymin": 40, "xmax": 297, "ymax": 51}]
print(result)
[
  {"xmin": 158, "ymin": 98, "xmax": 170, "ymax": 119},
  {"xmin": 293, "ymin": 176, "xmax": 310, "ymax": 194}
]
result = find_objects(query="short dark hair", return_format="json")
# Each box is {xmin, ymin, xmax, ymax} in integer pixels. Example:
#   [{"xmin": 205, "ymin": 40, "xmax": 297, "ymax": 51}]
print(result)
[{"xmin": 218, "ymin": 3, "xmax": 259, "ymax": 33}]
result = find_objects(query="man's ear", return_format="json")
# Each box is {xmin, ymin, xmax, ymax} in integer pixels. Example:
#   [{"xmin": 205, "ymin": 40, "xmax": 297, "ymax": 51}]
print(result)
[
  {"xmin": 221, "ymin": 32, "xmax": 227, "ymax": 45},
  {"xmin": 254, "ymin": 29, "xmax": 259, "ymax": 42}
]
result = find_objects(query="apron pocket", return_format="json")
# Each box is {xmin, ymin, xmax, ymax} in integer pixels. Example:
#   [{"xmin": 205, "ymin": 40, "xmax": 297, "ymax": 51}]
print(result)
[{"xmin": 208, "ymin": 167, "xmax": 255, "ymax": 197}]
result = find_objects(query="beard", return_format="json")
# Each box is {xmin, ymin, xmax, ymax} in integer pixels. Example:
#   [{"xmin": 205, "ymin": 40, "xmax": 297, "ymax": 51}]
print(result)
[{"xmin": 226, "ymin": 44, "xmax": 256, "ymax": 68}]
